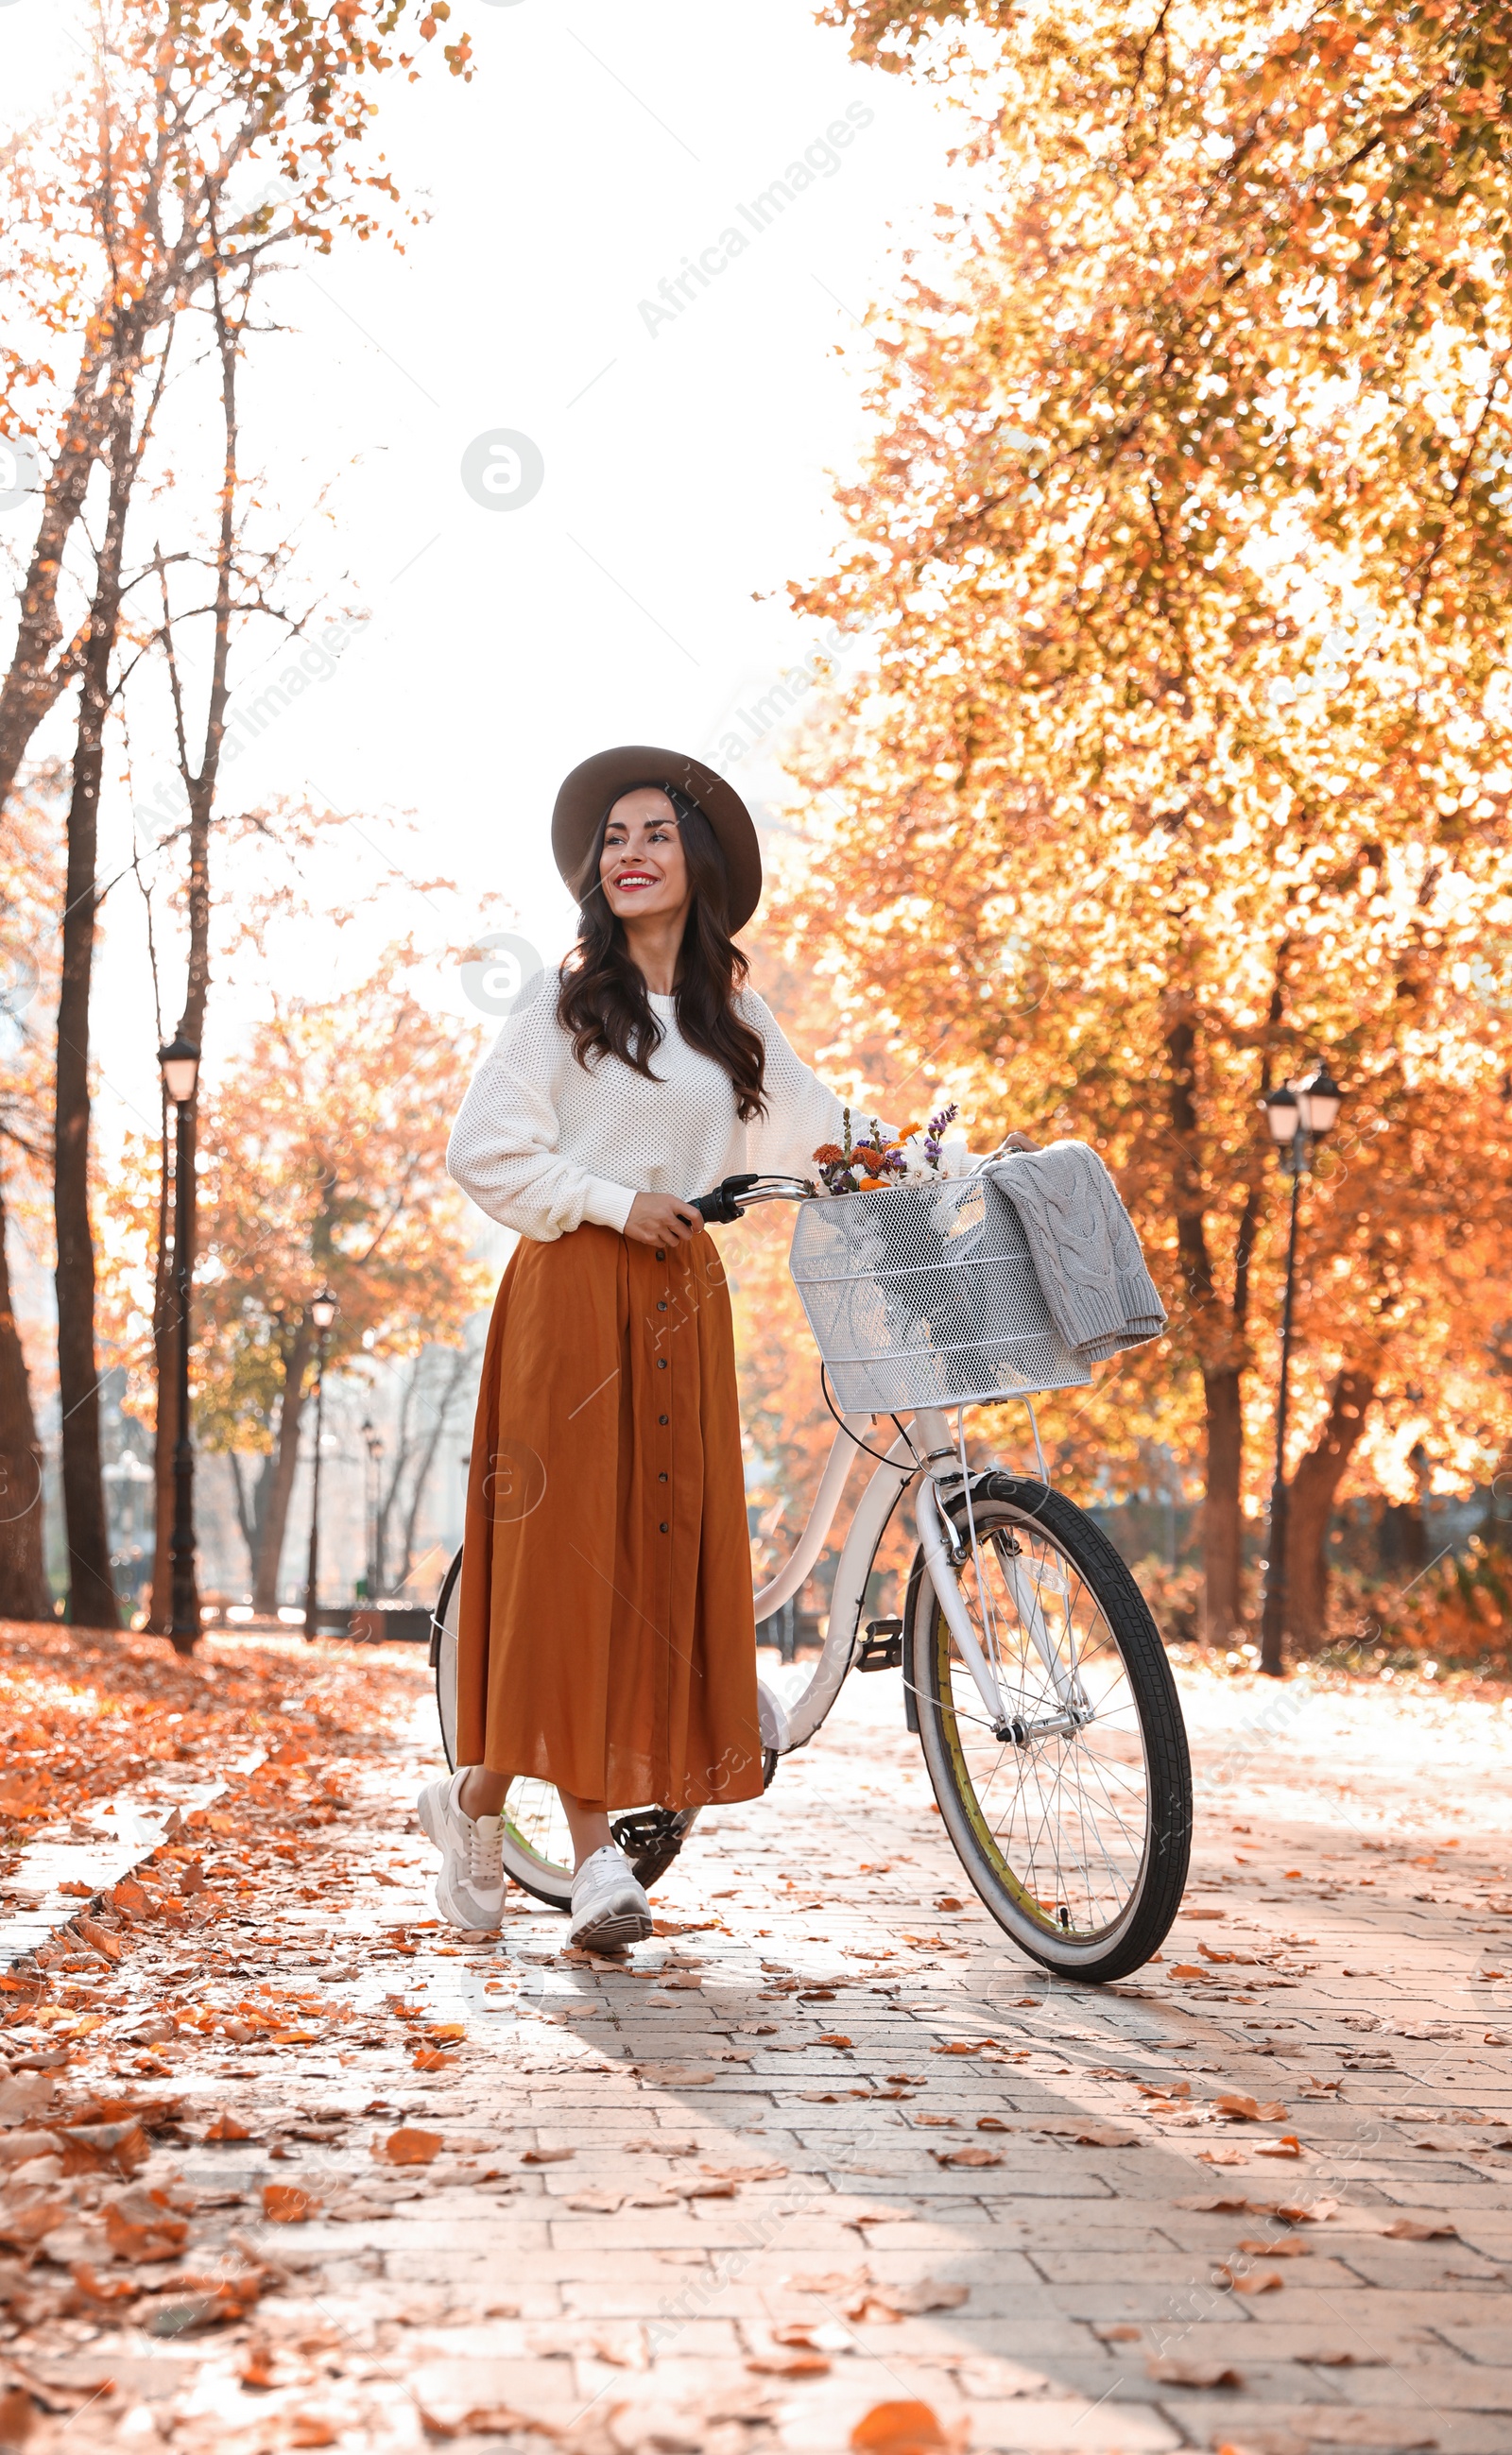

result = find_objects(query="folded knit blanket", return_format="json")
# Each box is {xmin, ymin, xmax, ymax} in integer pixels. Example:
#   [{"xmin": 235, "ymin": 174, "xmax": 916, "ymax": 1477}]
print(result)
[{"xmin": 987, "ymin": 1142, "xmax": 1166, "ymax": 1364}]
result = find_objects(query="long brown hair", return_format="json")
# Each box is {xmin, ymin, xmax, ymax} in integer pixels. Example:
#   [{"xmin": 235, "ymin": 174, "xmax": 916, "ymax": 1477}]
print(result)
[{"xmin": 557, "ymin": 782, "xmax": 767, "ymax": 1122}]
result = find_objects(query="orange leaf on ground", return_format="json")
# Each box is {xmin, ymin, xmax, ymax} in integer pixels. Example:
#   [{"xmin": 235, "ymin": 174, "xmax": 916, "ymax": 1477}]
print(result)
[
  {"xmin": 1147, "ymin": 2355, "xmax": 1244, "ymax": 2387},
  {"xmin": 103, "ymin": 2190, "xmax": 189, "ymax": 2262},
  {"xmin": 1255, "ymin": 2135, "xmax": 1303, "ymax": 2159},
  {"xmin": 520, "ymin": 2146, "xmax": 574, "ymax": 2164},
  {"xmin": 747, "ymin": 2349, "xmax": 831, "ymax": 2376},
  {"xmin": 412, "ymin": 2049, "xmax": 457, "ymax": 2071},
  {"xmin": 262, "ymin": 2183, "xmax": 318, "ymax": 2223},
  {"xmin": 375, "ymin": 2127, "xmax": 443, "ymax": 2165},
  {"xmin": 850, "ymin": 2400, "xmax": 959, "ymax": 2453},
  {"xmin": 286, "ymin": 2420, "xmax": 336, "ymax": 2447},
  {"xmin": 203, "ymin": 2112, "xmax": 252, "ymax": 2142},
  {"xmin": 425, "ymin": 2023, "xmax": 466, "ymax": 2042},
  {"xmin": 932, "ymin": 2144, "xmax": 1003, "ymax": 2168},
  {"xmin": 1384, "ymin": 2216, "xmax": 1456, "ymax": 2240}
]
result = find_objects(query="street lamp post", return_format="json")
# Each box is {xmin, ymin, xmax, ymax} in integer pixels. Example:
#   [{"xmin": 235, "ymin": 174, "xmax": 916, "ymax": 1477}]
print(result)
[
  {"xmin": 1257, "ymin": 1062, "xmax": 1345, "ymax": 1677},
  {"xmin": 157, "ymin": 1035, "xmax": 201, "ymax": 1654},
  {"xmin": 301, "ymin": 1289, "xmax": 338, "ymax": 1642},
  {"xmin": 362, "ymin": 1418, "xmax": 386, "ymax": 1597}
]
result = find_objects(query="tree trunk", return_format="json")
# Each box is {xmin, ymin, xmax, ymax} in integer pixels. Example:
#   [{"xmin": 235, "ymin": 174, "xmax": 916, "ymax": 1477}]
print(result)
[
  {"xmin": 250, "ymin": 1318, "xmax": 314, "ymax": 1616},
  {"xmin": 1201, "ymin": 1364, "xmax": 1245, "ymax": 1640},
  {"xmin": 53, "ymin": 401, "xmax": 135, "ymax": 1630},
  {"xmin": 1284, "ymin": 1368, "xmax": 1375, "ymax": 1649},
  {"xmin": 0, "ymin": 1162, "xmax": 52, "ymax": 1621},
  {"xmin": 0, "ymin": 335, "xmax": 112, "ymax": 826}
]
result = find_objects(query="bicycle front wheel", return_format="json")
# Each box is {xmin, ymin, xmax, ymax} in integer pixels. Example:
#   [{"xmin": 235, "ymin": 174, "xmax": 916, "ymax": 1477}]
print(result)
[{"xmin": 903, "ymin": 1477, "xmax": 1191, "ymax": 1981}]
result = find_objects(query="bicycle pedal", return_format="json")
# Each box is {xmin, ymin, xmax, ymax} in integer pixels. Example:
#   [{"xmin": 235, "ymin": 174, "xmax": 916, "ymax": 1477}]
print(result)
[{"xmin": 857, "ymin": 1619, "xmax": 903, "ymax": 1672}]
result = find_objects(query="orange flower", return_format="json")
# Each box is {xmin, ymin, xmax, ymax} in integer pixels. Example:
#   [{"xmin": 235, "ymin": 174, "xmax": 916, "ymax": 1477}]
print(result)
[
  {"xmin": 900, "ymin": 1121, "xmax": 925, "ymax": 1141},
  {"xmin": 852, "ymin": 1144, "xmax": 883, "ymax": 1168},
  {"xmin": 813, "ymin": 1143, "xmax": 843, "ymax": 1166},
  {"xmin": 858, "ymin": 1175, "xmax": 888, "ymax": 1190}
]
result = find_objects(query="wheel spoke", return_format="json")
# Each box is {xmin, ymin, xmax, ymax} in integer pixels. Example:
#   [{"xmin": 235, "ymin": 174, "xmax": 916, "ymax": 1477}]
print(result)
[{"xmin": 934, "ymin": 1503, "xmax": 1160, "ymax": 1943}]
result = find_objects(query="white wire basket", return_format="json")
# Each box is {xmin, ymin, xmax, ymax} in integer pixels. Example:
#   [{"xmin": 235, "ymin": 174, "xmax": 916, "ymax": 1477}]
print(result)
[{"xmin": 788, "ymin": 1169, "xmax": 1091, "ymax": 1413}]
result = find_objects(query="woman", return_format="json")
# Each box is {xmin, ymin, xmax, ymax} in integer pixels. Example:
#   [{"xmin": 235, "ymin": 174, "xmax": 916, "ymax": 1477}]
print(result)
[{"xmin": 418, "ymin": 745, "xmax": 892, "ymax": 1951}]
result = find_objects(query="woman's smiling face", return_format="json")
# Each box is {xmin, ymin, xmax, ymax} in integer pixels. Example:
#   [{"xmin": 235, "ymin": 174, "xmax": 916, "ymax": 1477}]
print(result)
[{"xmin": 598, "ymin": 788, "xmax": 691, "ymax": 928}]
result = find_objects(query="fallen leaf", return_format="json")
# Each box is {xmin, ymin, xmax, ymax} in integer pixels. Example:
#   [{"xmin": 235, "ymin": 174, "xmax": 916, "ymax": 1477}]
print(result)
[
  {"xmin": 1383, "ymin": 2216, "xmax": 1457, "ymax": 2240},
  {"xmin": 239, "ymin": 2339, "xmax": 277, "ymax": 2389},
  {"xmin": 1238, "ymin": 2237, "xmax": 1311, "ymax": 2258},
  {"xmin": 56, "ymin": 2120, "xmax": 150, "ymax": 2179},
  {"xmin": 747, "ymin": 2348, "xmax": 831, "ymax": 2375},
  {"xmin": 286, "ymin": 2419, "xmax": 336, "ymax": 2448},
  {"xmin": 878, "ymin": 2278, "xmax": 969, "ymax": 2314},
  {"xmin": 932, "ymin": 2144, "xmax": 1003, "ymax": 2168},
  {"xmin": 1146, "ymin": 2354, "xmax": 1244, "ymax": 2387},
  {"xmin": 520, "ymin": 2147, "xmax": 574, "ymax": 2165},
  {"xmin": 412, "ymin": 2048, "xmax": 457, "ymax": 2072},
  {"xmin": 67, "ymin": 2261, "xmax": 140, "ymax": 2308},
  {"xmin": 1255, "ymin": 2135, "xmax": 1303, "ymax": 2159},
  {"xmin": 1217, "ymin": 2266, "xmax": 1283, "ymax": 2293},
  {"xmin": 1095, "ymin": 2323, "xmax": 1143, "ymax": 2341},
  {"xmin": 566, "ymin": 2191, "xmax": 625, "ymax": 2213},
  {"xmin": 819, "ymin": 2034, "xmax": 854, "ymax": 2050},
  {"xmin": 850, "ymin": 2400, "xmax": 958, "ymax": 2453},
  {"xmin": 1197, "ymin": 2147, "xmax": 1248, "ymax": 2167},
  {"xmin": 103, "ymin": 2189, "xmax": 189, "ymax": 2261},
  {"xmin": 376, "ymin": 2127, "xmax": 443, "ymax": 2166},
  {"xmin": 1215, "ymin": 2093, "xmax": 1289, "ymax": 2123},
  {"xmin": 976, "ymin": 2116, "xmax": 1009, "ymax": 2131},
  {"xmin": 203, "ymin": 2113, "xmax": 252, "ymax": 2143},
  {"xmin": 631, "ymin": 2062, "xmax": 717, "ymax": 2085},
  {"xmin": 261, "ymin": 2184, "xmax": 318, "ymax": 2223},
  {"xmin": 1033, "ymin": 2119, "xmax": 1136, "ymax": 2147},
  {"xmin": 1176, "ymin": 2193, "xmax": 1250, "ymax": 2211},
  {"xmin": 0, "ymin": 2388, "xmax": 34, "ymax": 2446}
]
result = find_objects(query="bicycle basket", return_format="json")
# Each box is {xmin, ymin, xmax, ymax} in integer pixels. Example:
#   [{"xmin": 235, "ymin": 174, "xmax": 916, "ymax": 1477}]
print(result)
[{"xmin": 787, "ymin": 1171, "xmax": 1090, "ymax": 1412}]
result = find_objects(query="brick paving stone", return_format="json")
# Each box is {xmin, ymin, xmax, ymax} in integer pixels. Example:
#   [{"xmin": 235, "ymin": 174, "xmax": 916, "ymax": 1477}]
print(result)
[{"xmin": 10, "ymin": 1651, "xmax": 1512, "ymax": 2453}]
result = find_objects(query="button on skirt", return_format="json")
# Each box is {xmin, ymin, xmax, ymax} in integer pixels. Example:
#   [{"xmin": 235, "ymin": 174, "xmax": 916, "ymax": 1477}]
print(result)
[{"xmin": 455, "ymin": 1222, "xmax": 764, "ymax": 1810}]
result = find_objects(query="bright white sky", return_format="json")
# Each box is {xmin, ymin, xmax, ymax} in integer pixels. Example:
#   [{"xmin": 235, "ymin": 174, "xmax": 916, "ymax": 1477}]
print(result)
[{"xmin": 6, "ymin": 0, "xmax": 956, "ymax": 1141}]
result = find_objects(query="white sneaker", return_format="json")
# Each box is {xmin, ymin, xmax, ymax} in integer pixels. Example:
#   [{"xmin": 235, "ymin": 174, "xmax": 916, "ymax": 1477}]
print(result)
[
  {"xmin": 417, "ymin": 1768, "xmax": 505, "ymax": 1930},
  {"xmin": 570, "ymin": 1845, "xmax": 652, "ymax": 1950}
]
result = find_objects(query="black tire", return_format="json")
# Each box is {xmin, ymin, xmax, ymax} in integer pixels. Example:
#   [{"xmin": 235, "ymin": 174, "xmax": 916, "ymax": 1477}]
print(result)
[
  {"xmin": 903, "ymin": 1477, "xmax": 1191, "ymax": 1981},
  {"xmin": 430, "ymin": 1544, "xmax": 694, "ymax": 1909}
]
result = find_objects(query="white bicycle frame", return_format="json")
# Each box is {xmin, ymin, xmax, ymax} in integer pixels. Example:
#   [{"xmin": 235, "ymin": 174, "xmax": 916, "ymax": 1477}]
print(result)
[{"xmin": 754, "ymin": 1400, "xmax": 1090, "ymax": 1760}]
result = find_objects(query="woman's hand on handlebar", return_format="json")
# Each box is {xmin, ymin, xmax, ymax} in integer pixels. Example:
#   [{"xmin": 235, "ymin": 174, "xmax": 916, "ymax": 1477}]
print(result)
[
  {"xmin": 1000, "ymin": 1129, "xmax": 1040, "ymax": 1154},
  {"xmin": 625, "ymin": 1191, "xmax": 702, "ymax": 1247}
]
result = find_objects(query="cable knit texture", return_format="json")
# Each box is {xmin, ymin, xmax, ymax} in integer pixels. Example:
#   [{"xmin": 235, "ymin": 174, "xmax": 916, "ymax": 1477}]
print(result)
[
  {"xmin": 447, "ymin": 970, "xmax": 872, "ymax": 1242},
  {"xmin": 988, "ymin": 1142, "xmax": 1167, "ymax": 1362}
]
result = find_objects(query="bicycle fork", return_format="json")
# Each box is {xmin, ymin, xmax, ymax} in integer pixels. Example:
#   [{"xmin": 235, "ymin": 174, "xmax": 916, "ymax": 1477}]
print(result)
[{"xmin": 913, "ymin": 1411, "xmax": 1091, "ymax": 1744}]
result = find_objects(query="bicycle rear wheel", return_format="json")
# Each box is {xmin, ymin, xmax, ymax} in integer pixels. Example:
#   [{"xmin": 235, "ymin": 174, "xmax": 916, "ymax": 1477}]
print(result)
[
  {"xmin": 430, "ymin": 1546, "xmax": 696, "ymax": 1909},
  {"xmin": 903, "ymin": 1477, "xmax": 1191, "ymax": 1981}
]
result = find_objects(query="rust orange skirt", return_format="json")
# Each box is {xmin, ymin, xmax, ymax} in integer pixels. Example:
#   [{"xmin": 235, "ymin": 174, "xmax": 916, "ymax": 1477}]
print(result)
[{"xmin": 455, "ymin": 1223, "xmax": 764, "ymax": 1811}]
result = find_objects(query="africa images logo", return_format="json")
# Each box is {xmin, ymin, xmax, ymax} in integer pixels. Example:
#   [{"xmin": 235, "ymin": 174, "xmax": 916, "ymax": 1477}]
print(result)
[{"xmin": 638, "ymin": 103, "xmax": 875, "ymax": 339}]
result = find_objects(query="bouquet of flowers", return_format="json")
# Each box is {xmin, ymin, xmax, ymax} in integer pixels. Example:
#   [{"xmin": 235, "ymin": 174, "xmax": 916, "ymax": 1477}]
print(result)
[{"xmin": 812, "ymin": 1104, "xmax": 970, "ymax": 1196}]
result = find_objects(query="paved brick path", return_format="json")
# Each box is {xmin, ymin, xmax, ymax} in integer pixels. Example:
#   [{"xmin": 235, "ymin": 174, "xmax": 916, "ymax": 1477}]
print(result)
[{"xmin": 13, "ymin": 1648, "xmax": 1512, "ymax": 2455}]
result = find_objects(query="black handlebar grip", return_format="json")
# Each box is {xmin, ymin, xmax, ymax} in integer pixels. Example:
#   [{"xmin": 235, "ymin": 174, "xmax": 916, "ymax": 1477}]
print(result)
[{"xmin": 690, "ymin": 1174, "xmax": 759, "ymax": 1225}]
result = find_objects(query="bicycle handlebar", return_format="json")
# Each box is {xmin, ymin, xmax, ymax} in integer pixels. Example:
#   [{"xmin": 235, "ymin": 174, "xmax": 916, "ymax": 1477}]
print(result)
[{"xmin": 689, "ymin": 1173, "xmax": 816, "ymax": 1225}]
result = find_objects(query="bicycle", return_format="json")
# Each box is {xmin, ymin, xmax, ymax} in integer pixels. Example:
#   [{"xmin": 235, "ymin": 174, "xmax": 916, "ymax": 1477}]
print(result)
[{"xmin": 431, "ymin": 1164, "xmax": 1193, "ymax": 1982}]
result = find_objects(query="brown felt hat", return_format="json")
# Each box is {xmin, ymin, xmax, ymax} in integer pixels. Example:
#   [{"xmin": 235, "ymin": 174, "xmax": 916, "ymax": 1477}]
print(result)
[{"xmin": 551, "ymin": 745, "xmax": 763, "ymax": 934}]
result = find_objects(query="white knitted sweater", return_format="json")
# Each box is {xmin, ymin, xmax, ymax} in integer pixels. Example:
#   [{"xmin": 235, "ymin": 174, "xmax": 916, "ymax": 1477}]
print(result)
[{"xmin": 447, "ymin": 970, "xmax": 883, "ymax": 1243}]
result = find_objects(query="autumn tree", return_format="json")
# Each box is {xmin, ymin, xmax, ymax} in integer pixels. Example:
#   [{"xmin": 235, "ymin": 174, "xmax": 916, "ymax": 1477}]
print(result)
[
  {"xmin": 778, "ymin": 0, "xmax": 1512, "ymax": 1647},
  {"xmin": 100, "ymin": 958, "xmax": 489, "ymax": 1614},
  {"xmin": 0, "ymin": 0, "xmax": 473, "ymax": 1625}
]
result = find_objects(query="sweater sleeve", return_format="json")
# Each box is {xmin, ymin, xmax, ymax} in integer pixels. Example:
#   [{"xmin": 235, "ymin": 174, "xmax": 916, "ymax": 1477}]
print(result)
[
  {"xmin": 741, "ymin": 992, "xmax": 896, "ymax": 1179},
  {"xmin": 447, "ymin": 976, "xmax": 638, "ymax": 1242}
]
